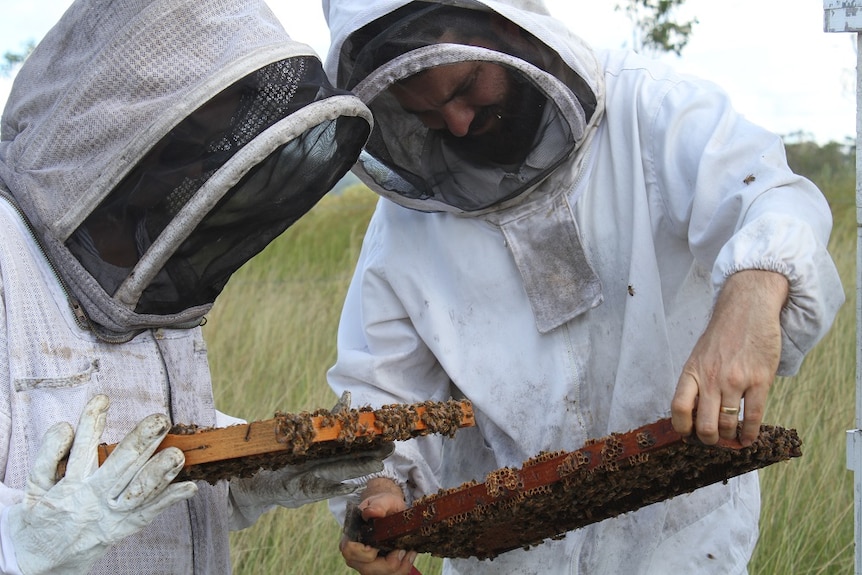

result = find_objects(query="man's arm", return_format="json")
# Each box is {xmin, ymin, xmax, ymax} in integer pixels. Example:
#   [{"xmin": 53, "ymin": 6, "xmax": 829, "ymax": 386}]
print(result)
[{"xmin": 671, "ymin": 269, "xmax": 789, "ymax": 446}]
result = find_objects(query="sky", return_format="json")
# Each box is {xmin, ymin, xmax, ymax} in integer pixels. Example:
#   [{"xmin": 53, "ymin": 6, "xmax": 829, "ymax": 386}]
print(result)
[{"xmin": 1, "ymin": 0, "xmax": 857, "ymax": 144}]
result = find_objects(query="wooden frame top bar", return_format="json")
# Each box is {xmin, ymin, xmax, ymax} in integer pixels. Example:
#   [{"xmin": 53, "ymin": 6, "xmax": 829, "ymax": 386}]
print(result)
[{"xmin": 60, "ymin": 399, "xmax": 475, "ymax": 484}]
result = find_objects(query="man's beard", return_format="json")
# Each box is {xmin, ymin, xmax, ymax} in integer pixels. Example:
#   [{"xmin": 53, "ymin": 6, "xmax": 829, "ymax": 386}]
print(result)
[{"xmin": 440, "ymin": 77, "xmax": 546, "ymax": 166}]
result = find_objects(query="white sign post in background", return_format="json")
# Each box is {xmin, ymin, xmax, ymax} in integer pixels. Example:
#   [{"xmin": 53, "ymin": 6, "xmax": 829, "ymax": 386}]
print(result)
[{"xmin": 824, "ymin": 2, "xmax": 862, "ymax": 573}]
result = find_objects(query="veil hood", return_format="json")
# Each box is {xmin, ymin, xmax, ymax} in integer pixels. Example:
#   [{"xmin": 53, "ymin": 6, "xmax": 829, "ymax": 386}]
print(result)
[
  {"xmin": 323, "ymin": 0, "xmax": 607, "ymax": 333},
  {"xmin": 0, "ymin": 0, "xmax": 372, "ymax": 341}
]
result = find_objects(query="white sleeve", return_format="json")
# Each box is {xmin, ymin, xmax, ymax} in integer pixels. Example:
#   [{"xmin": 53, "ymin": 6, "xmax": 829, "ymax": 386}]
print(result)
[
  {"xmin": 326, "ymin": 210, "xmax": 451, "ymax": 521},
  {"xmin": 215, "ymin": 410, "xmax": 246, "ymax": 427},
  {"xmin": 0, "ymin": 271, "xmax": 22, "ymax": 574},
  {"xmin": 649, "ymin": 77, "xmax": 844, "ymax": 375},
  {"xmin": 0, "ymin": 508, "xmax": 23, "ymax": 575},
  {"xmin": 216, "ymin": 411, "xmax": 259, "ymax": 531}
]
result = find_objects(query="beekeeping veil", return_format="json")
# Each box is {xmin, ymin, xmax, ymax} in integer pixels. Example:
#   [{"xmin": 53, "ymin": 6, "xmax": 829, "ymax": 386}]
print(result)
[
  {"xmin": 324, "ymin": 0, "xmax": 607, "ymax": 333},
  {"xmin": 0, "ymin": 0, "xmax": 372, "ymax": 342}
]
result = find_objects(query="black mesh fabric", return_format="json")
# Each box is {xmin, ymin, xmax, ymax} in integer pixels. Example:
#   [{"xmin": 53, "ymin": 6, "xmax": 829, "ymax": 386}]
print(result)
[
  {"xmin": 139, "ymin": 116, "xmax": 367, "ymax": 314},
  {"xmin": 360, "ymin": 66, "xmax": 556, "ymax": 211},
  {"xmin": 67, "ymin": 56, "xmax": 370, "ymax": 315}
]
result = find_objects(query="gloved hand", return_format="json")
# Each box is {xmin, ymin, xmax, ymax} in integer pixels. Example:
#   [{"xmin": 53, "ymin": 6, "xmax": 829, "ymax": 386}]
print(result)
[
  {"xmin": 5, "ymin": 395, "xmax": 198, "ymax": 575},
  {"xmin": 228, "ymin": 391, "xmax": 394, "ymax": 528},
  {"xmin": 228, "ymin": 444, "xmax": 394, "ymax": 529}
]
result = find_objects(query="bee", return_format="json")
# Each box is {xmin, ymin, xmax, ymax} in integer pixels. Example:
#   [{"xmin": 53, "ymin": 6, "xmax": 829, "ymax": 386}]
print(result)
[
  {"xmin": 743, "ymin": 174, "xmax": 756, "ymax": 185},
  {"xmin": 636, "ymin": 431, "xmax": 656, "ymax": 449},
  {"xmin": 339, "ymin": 426, "xmax": 355, "ymax": 444}
]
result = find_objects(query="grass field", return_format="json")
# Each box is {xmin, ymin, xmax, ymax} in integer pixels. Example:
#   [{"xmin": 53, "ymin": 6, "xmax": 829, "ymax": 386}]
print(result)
[{"xmin": 204, "ymin": 169, "xmax": 857, "ymax": 573}]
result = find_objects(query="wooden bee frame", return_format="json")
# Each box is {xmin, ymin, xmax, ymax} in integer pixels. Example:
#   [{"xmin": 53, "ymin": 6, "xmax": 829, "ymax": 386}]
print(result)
[
  {"xmin": 351, "ymin": 417, "xmax": 801, "ymax": 560},
  {"xmin": 62, "ymin": 399, "xmax": 474, "ymax": 484}
]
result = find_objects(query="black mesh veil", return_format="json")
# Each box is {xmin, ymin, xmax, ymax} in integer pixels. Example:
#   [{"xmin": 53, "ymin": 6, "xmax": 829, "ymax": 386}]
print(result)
[
  {"xmin": 143, "ymin": 118, "xmax": 360, "ymax": 314},
  {"xmin": 334, "ymin": 2, "xmax": 595, "ymax": 214},
  {"xmin": 67, "ymin": 56, "xmax": 370, "ymax": 316}
]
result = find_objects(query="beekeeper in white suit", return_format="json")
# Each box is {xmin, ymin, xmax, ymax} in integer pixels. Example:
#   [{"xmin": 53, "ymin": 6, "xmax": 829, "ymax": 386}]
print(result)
[
  {"xmin": 0, "ymin": 0, "xmax": 389, "ymax": 572},
  {"xmin": 321, "ymin": 1, "xmax": 846, "ymax": 573}
]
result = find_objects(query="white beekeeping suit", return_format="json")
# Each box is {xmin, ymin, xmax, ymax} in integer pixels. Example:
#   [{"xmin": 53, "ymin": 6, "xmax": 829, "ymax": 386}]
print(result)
[
  {"xmin": 0, "ymin": 0, "xmax": 381, "ymax": 573},
  {"xmin": 322, "ymin": 0, "xmax": 845, "ymax": 573}
]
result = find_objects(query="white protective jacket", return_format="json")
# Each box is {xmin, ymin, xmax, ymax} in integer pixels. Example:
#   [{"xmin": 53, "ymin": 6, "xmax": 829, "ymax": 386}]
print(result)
[{"xmin": 324, "ymin": 1, "xmax": 845, "ymax": 574}]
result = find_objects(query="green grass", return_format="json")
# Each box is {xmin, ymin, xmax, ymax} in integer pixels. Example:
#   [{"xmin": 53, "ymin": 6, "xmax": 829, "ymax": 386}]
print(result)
[{"xmin": 205, "ymin": 168, "xmax": 857, "ymax": 573}]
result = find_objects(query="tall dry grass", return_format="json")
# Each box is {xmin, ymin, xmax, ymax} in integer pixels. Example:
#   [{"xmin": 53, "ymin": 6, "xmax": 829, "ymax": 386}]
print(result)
[
  {"xmin": 204, "ymin": 186, "xmax": 443, "ymax": 574},
  {"xmin": 748, "ymin": 178, "xmax": 856, "ymax": 574},
  {"xmin": 205, "ymin": 161, "xmax": 856, "ymax": 573}
]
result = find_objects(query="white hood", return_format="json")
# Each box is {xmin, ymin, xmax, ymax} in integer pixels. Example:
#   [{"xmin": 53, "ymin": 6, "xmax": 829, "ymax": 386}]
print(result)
[
  {"xmin": 324, "ymin": 0, "xmax": 602, "ymax": 102},
  {"xmin": 323, "ymin": 0, "xmax": 608, "ymax": 332},
  {"xmin": 0, "ymin": 0, "xmax": 372, "ymax": 341}
]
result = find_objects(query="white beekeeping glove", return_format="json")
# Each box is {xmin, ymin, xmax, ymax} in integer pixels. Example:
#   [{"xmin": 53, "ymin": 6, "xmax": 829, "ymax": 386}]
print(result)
[
  {"xmin": 228, "ymin": 445, "xmax": 393, "ymax": 529},
  {"xmin": 228, "ymin": 392, "xmax": 393, "ymax": 528},
  {"xmin": 4, "ymin": 395, "xmax": 198, "ymax": 575}
]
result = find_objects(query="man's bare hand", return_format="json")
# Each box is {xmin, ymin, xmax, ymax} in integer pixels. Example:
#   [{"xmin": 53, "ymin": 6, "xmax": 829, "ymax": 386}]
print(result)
[
  {"xmin": 340, "ymin": 478, "xmax": 418, "ymax": 574},
  {"xmin": 671, "ymin": 270, "xmax": 788, "ymax": 446}
]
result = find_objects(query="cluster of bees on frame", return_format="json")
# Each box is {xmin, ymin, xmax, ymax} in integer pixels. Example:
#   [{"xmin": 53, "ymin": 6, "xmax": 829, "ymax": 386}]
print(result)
[
  {"xmin": 272, "ymin": 398, "xmax": 471, "ymax": 449},
  {"xmin": 164, "ymin": 399, "xmax": 471, "ymax": 484},
  {"xmin": 367, "ymin": 422, "xmax": 802, "ymax": 560}
]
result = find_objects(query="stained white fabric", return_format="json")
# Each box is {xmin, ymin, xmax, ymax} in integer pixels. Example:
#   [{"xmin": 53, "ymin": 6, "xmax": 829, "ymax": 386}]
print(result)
[
  {"xmin": 0, "ymin": 195, "xmax": 230, "ymax": 574},
  {"xmin": 0, "ymin": 509, "xmax": 23, "ymax": 575},
  {"xmin": 323, "ymin": 0, "xmax": 845, "ymax": 573}
]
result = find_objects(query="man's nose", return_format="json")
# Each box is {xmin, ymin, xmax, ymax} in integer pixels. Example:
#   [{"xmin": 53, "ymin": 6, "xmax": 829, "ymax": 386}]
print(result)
[{"xmin": 440, "ymin": 103, "xmax": 475, "ymax": 137}]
